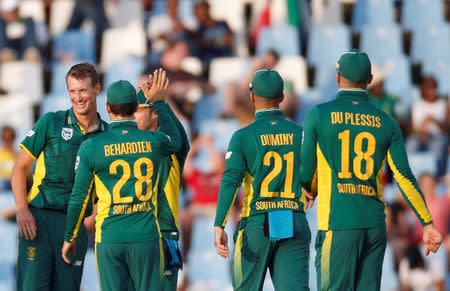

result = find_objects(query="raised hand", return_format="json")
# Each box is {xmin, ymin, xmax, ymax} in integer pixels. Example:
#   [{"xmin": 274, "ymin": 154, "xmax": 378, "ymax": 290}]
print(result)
[{"xmin": 141, "ymin": 68, "xmax": 170, "ymax": 102}]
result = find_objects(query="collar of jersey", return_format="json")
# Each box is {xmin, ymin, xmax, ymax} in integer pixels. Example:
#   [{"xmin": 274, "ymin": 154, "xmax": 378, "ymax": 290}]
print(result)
[
  {"xmin": 67, "ymin": 107, "xmax": 107, "ymax": 132},
  {"xmin": 255, "ymin": 108, "xmax": 284, "ymax": 120},
  {"xmin": 109, "ymin": 119, "xmax": 138, "ymax": 129},
  {"xmin": 337, "ymin": 88, "xmax": 369, "ymax": 102}
]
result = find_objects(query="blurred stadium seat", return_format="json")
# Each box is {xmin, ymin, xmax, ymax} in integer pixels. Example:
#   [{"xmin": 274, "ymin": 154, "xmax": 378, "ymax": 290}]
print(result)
[
  {"xmin": 274, "ymin": 56, "xmax": 308, "ymax": 95},
  {"xmin": 96, "ymin": 92, "xmax": 109, "ymax": 122},
  {"xmin": 0, "ymin": 62, "xmax": 44, "ymax": 103},
  {"xmin": 402, "ymin": 0, "xmax": 445, "ymax": 31},
  {"xmin": 50, "ymin": 0, "xmax": 76, "ymax": 36},
  {"xmin": 314, "ymin": 64, "xmax": 339, "ymax": 96},
  {"xmin": 422, "ymin": 60, "xmax": 450, "ymax": 97},
  {"xmin": 103, "ymin": 57, "xmax": 145, "ymax": 88},
  {"xmin": 352, "ymin": 0, "xmax": 395, "ymax": 31},
  {"xmin": 0, "ymin": 96, "xmax": 33, "ymax": 148},
  {"xmin": 100, "ymin": 22, "xmax": 147, "ymax": 70},
  {"xmin": 19, "ymin": 0, "xmax": 45, "ymax": 23},
  {"xmin": 307, "ymin": 24, "xmax": 350, "ymax": 67},
  {"xmin": 256, "ymin": 25, "xmax": 301, "ymax": 57},
  {"xmin": 360, "ymin": 25, "xmax": 403, "ymax": 65},
  {"xmin": 313, "ymin": 0, "xmax": 342, "ymax": 25},
  {"xmin": 209, "ymin": 57, "xmax": 251, "ymax": 88},
  {"xmin": 52, "ymin": 30, "xmax": 96, "ymax": 64},
  {"xmin": 50, "ymin": 63, "xmax": 76, "ymax": 94},
  {"xmin": 41, "ymin": 93, "xmax": 72, "ymax": 116},
  {"xmin": 109, "ymin": 0, "xmax": 144, "ymax": 28},
  {"xmin": 407, "ymin": 151, "xmax": 437, "ymax": 177},
  {"xmin": 383, "ymin": 56, "xmax": 413, "ymax": 98},
  {"xmin": 410, "ymin": 24, "xmax": 450, "ymax": 64}
]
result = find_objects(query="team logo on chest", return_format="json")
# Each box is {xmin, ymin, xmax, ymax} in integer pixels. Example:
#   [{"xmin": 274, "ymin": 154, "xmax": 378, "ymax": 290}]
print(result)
[{"xmin": 61, "ymin": 127, "xmax": 73, "ymax": 140}]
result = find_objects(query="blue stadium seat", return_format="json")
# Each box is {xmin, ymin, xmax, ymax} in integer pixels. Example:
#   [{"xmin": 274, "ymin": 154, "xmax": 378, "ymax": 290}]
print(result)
[
  {"xmin": 360, "ymin": 25, "xmax": 403, "ymax": 65},
  {"xmin": 96, "ymin": 92, "xmax": 109, "ymax": 122},
  {"xmin": 41, "ymin": 93, "xmax": 72, "ymax": 116},
  {"xmin": 50, "ymin": 63, "xmax": 76, "ymax": 94},
  {"xmin": 103, "ymin": 57, "xmax": 145, "ymax": 88},
  {"xmin": 406, "ymin": 151, "xmax": 437, "ymax": 177},
  {"xmin": 422, "ymin": 60, "xmax": 450, "ymax": 97},
  {"xmin": 410, "ymin": 25, "xmax": 450, "ymax": 64},
  {"xmin": 307, "ymin": 25, "xmax": 350, "ymax": 67},
  {"xmin": 296, "ymin": 88, "xmax": 329, "ymax": 124},
  {"xmin": 383, "ymin": 56, "xmax": 412, "ymax": 98},
  {"xmin": 314, "ymin": 65, "xmax": 338, "ymax": 95},
  {"xmin": 81, "ymin": 250, "xmax": 99, "ymax": 291},
  {"xmin": 352, "ymin": 0, "xmax": 395, "ymax": 31},
  {"xmin": 187, "ymin": 217, "xmax": 234, "ymax": 290},
  {"xmin": 52, "ymin": 30, "xmax": 96, "ymax": 64},
  {"xmin": 402, "ymin": 0, "xmax": 445, "ymax": 31},
  {"xmin": 256, "ymin": 25, "xmax": 301, "ymax": 57}
]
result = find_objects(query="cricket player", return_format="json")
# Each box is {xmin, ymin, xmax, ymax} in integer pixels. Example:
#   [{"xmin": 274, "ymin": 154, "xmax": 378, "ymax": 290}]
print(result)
[
  {"xmin": 214, "ymin": 69, "xmax": 310, "ymax": 290},
  {"xmin": 133, "ymin": 87, "xmax": 189, "ymax": 290},
  {"xmin": 11, "ymin": 62, "xmax": 108, "ymax": 291},
  {"xmin": 62, "ymin": 71, "xmax": 181, "ymax": 291},
  {"xmin": 300, "ymin": 49, "xmax": 443, "ymax": 291}
]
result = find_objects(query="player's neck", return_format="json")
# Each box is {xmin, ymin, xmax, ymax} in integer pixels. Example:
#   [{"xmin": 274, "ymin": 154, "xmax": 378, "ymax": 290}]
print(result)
[{"xmin": 74, "ymin": 110, "xmax": 99, "ymax": 133}]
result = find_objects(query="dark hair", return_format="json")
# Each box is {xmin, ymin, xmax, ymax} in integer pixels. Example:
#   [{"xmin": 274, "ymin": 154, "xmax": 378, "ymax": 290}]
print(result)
[
  {"xmin": 266, "ymin": 49, "xmax": 280, "ymax": 62},
  {"xmin": 1, "ymin": 125, "xmax": 15, "ymax": 139},
  {"xmin": 66, "ymin": 62, "xmax": 99, "ymax": 87},
  {"xmin": 107, "ymin": 102, "xmax": 138, "ymax": 116},
  {"xmin": 406, "ymin": 244, "xmax": 425, "ymax": 269}
]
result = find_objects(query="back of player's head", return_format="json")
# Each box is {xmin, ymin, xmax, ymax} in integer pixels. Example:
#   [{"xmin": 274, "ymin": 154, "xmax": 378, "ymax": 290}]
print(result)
[
  {"xmin": 337, "ymin": 49, "xmax": 372, "ymax": 83},
  {"xmin": 106, "ymin": 80, "xmax": 138, "ymax": 116},
  {"xmin": 249, "ymin": 68, "xmax": 284, "ymax": 100},
  {"xmin": 66, "ymin": 62, "xmax": 99, "ymax": 87}
]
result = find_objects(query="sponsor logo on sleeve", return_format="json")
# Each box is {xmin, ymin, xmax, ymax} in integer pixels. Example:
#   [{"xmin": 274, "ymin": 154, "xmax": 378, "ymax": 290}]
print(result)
[
  {"xmin": 75, "ymin": 155, "xmax": 80, "ymax": 170},
  {"xmin": 26, "ymin": 130, "xmax": 35, "ymax": 137},
  {"xmin": 226, "ymin": 151, "xmax": 232, "ymax": 159}
]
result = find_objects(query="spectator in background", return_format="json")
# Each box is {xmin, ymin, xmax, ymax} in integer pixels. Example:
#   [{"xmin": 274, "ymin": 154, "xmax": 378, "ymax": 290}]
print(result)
[
  {"xmin": 223, "ymin": 49, "xmax": 279, "ymax": 124},
  {"xmin": 142, "ymin": 39, "xmax": 214, "ymax": 120},
  {"xmin": 279, "ymin": 80, "xmax": 299, "ymax": 121},
  {"xmin": 407, "ymin": 76, "xmax": 449, "ymax": 178},
  {"xmin": 178, "ymin": 133, "xmax": 240, "ymax": 290},
  {"xmin": 0, "ymin": 0, "xmax": 40, "ymax": 62},
  {"xmin": 147, "ymin": 0, "xmax": 197, "ymax": 58},
  {"xmin": 411, "ymin": 173, "xmax": 449, "ymax": 245},
  {"xmin": 193, "ymin": 1, "xmax": 233, "ymax": 69},
  {"xmin": 67, "ymin": 0, "xmax": 109, "ymax": 48},
  {"xmin": 0, "ymin": 126, "xmax": 18, "ymax": 190},
  {"xmin": 399, "ymin": 244, "xmax": 445, "ymax": 291}
]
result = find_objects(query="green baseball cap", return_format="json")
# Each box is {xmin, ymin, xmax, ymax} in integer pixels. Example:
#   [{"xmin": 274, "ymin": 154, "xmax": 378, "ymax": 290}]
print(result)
[
  {"xmin": 106, "ymin": 80, "xmax": 137, "ymax": 105},
  {"xmin": 337, "ymin": 49, "xmax": 372, "ymax": 82},
  {"xmin": 249, "ymin": 68, "xmax": 284, "ymax": 99},
  {"xmin": 136, "ymin": 90, "xmax": 153, "ymax": 108}
]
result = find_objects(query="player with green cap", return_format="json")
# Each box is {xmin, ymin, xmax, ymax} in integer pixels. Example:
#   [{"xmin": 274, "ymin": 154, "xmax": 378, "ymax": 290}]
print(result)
[
  {"xmin": 133, "ymin": 73, "xmax": 190, "ymax": 291},
  {"xmin": 300, "ymin": 49, "xmax": 443, "ymax": 290},
  {"xmin": 214, "ymin": 68, "xmax": 310, "ymax": 290},
  {"xmin": 11, "ymin": 62, "xmax": 108, "ymax": 291},
  {"xmin": 62, "ymin": 69, "xmax": 182, "ymax": 291}
]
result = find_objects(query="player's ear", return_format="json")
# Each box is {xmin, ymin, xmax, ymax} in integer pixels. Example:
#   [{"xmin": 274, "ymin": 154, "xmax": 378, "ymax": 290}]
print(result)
[
  {"xmin": 279, "ymin": 93, "xmax": 285, "ymax": 104},
  {"xmin": 336, "ymin": 72, "xmax": 340, "ymax": 84},
  {"xmin": 251, "ymin": 92, "xmax": 255, "ymax": 103},
  {"xmin": 94, "ymin": 82, "xmax": 101, "ymax": 95},
  {"xmin": 106, "ymin": 103, "xmax": 111, "ymax": 114},
  {"xmin": 367, "ymin": 74, "xmax": 373, "ymax": 85}
]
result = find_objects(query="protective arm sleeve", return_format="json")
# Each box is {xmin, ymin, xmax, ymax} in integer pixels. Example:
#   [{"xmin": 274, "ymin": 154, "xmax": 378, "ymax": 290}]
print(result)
[
  {"xmin": 214, "ymin": 132, "xmax": 246, "ymax": 228},
  {"xmin": 65, "ymin": 141, "xmax": 95, "ymax": 242},
  {"xmin": 300, "ymin": 107, "xmax": 319, "ymax": 194},
  {"xmin": 387, "ymin": 122, "xmax": 432, "ymax": 226}
]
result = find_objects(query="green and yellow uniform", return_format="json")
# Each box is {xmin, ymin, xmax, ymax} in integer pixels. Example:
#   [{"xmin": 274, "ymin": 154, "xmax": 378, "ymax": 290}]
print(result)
[
  {"xmin": 215, "ymin": 108, "xmax": 310, "ymax": 291},
  {"xmin": 155, "ymin": 106, "xmax": 189, "ymax": 290},
  {"xmin": 65, "ymin": 86, "xmax": 182, "ymax": 291},
  {"xmin": 301, "ymin": 89, "xmax": 433, "ymax": 291},
  {"xmin": 17, "ymin": 108, "xmax": 108, "ymax": 291}
]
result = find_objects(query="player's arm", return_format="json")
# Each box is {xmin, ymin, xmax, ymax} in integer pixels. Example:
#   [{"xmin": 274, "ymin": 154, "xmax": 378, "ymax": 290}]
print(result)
[
  {"xmin": 214, "ymin": 131, "xmax": 246, "ymax": 258},
  {"xmin": 387, "ymin": 120, "xmax": 442, "ymax": 255},
  {"xmin": 11, "ymin": 113, "xmax": 52, "ymax": 240},
  {"xmin": 154, "ymin": 100, "xmax": 182, "ymax": 154},
  {"xmin": 62, "ymin": 141, "xmax": 95, "ymax": 264},
  {"xmin": 299, "ymin": 107, "xmax": 319, "ymax": 195},
  {"xmin": 166, "ymin": 103, "xmax": 190, "ymax": 166}
]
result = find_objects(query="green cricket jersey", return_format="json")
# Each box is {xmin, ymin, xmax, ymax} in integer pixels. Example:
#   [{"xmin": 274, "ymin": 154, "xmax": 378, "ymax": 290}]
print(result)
[
  {"xmin": 20, "ymin": 108, "xmax": 108, "ymax": 212},
  {"xmin": 155, "ymin": 106, "xmax": 190, "ymax": 241},
  {"xmin": 215, "ymin": 109, "xmax": 306, "ymax": 228},
  {"xmin": 65, "ymin": 101, "xmax": 181, "ymax": 243},
  {"xmin": 300, "ymin": 89, "xmax": 432, "ymax": 231}
]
